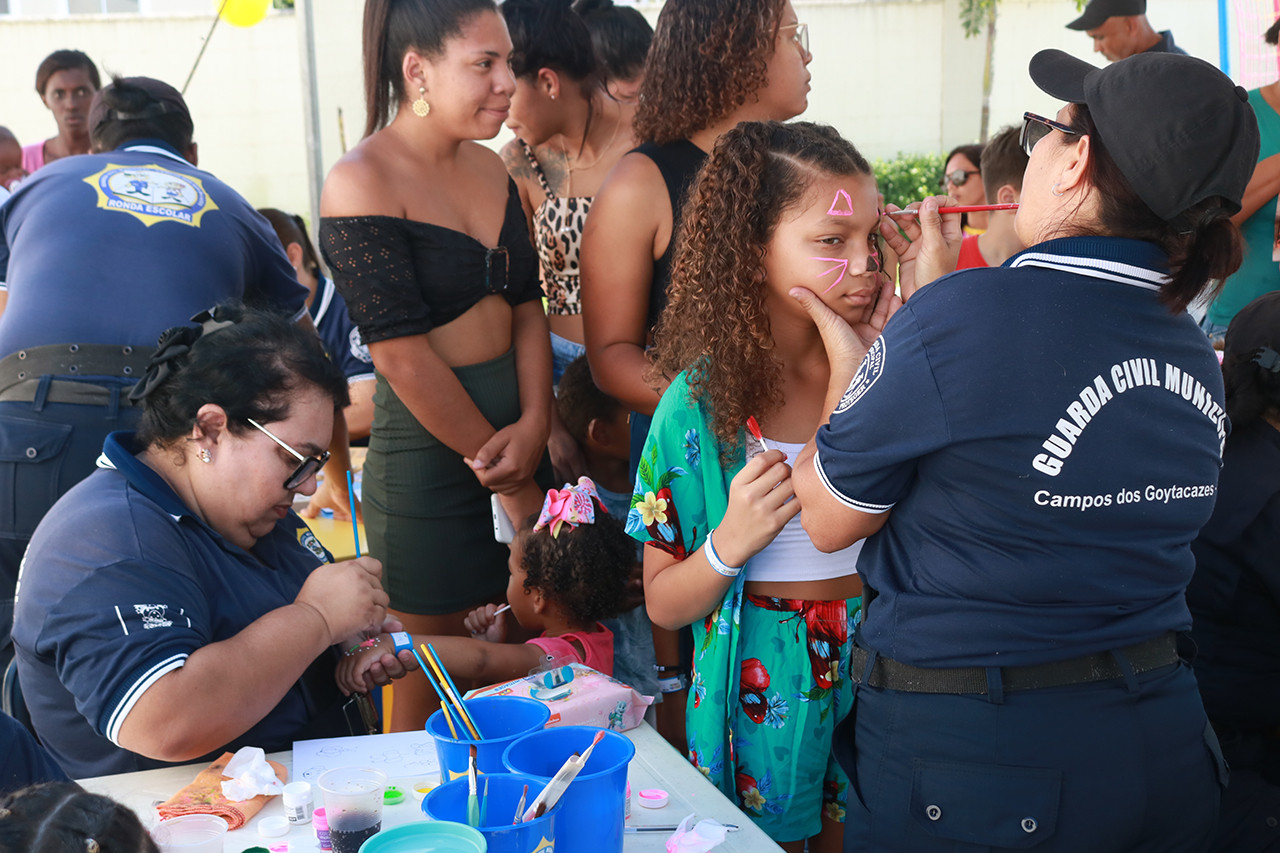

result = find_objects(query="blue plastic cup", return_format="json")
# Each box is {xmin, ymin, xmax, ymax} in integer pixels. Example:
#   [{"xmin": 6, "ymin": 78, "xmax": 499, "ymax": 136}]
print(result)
[
  {"xmin": 423, "ymin": 772, "xmax": 559, "ymax": 853},
  {"xmin": 501, "ymin": 726, "xmax": 634, "ymax": 853},
  {"xmin": 357, "ymin": 821, "xmax": 486, "ymax": 853},
  {"xmin": 427, "ymin": 696, "xmax": 551, "ymax": 781}
]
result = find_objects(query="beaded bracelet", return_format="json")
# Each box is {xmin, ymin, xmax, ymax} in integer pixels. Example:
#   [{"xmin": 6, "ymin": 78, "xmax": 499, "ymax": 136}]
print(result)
[{"xmin": 703, "ymin": 528, "xmax": 743, "ymax": 577}]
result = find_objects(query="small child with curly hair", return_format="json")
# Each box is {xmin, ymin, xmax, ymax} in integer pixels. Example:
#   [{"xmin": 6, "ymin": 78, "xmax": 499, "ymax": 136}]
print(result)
[
  {"xmin": 337, "ymin": 478, "xmax": 632, "ymax": 693},
  {"xmin": 629, "ymin": 120, "xmax": 893, "ymax": 851}
]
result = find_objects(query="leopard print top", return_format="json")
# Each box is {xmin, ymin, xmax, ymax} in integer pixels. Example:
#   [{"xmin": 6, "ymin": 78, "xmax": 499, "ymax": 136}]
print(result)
[{"xmin": 522, "ymin": 140, "xmax": 592, "ymax": 317}]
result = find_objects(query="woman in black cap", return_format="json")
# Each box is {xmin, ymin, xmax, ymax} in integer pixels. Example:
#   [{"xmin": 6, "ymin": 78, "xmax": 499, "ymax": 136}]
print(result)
[
  {"xmin": 1186, "ymin": 290, "xmax": 1280, "ymax": 850},
  {"xmin": 790, "ymin": 50, "xmax": 1258, "ymax": 850}
]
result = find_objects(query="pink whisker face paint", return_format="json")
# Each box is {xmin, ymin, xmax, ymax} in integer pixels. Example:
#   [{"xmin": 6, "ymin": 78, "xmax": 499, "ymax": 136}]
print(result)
[
  {"xmin": 827, "ymin": 189, "xmax": 855, "ymax": 216},
  {"xmin": 812, "ymin": 257, "xmax": 850, "ymax": 292}
]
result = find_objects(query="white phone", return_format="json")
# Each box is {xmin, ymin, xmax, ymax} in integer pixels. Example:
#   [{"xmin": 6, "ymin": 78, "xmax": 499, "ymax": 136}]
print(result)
[{"xmin": 492, "ymin": 493, "xmax": 516, "ymax": 544}]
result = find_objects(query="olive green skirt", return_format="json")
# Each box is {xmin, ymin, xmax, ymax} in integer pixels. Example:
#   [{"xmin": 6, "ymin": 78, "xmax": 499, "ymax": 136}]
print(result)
[{"xmin": 362, "ymin": 348, "xmax": 551, "ymax": 615}]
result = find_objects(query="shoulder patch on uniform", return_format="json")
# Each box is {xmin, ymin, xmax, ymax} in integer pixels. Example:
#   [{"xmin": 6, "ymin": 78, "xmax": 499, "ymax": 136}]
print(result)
[
  {"xmin": 835, "ymin": 336, "xmax": 887, "ymax": 414},
  {"xmin": 83, "ymin": 162, "xmax": 218, "ymax": 227},
  {"xmin": 297, "ymin": 528, "xmax": 330, "ymax": 562}
]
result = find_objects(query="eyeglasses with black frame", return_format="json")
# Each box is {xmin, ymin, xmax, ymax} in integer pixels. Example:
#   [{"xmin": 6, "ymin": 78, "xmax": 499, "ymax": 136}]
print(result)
[
  {"xmin": 246, "ymin": 417, "xmax": 330, "ymax": 490},
  {"xmin": 779, "ymin": 22, "xmax": 809, "ymax": 55},
  {"xmin": 941, "ymin": 168, "xmax": 980, "ymax": 190},
  {"xmin": 1020, "ymin": 111, "xmax": 1079, "ymax": 157}
]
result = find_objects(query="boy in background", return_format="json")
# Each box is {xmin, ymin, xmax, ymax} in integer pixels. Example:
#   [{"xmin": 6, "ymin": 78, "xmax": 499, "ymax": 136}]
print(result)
[{"xmin": 956, "ymin": 125, "xmax": 1029, "ymax": 270}]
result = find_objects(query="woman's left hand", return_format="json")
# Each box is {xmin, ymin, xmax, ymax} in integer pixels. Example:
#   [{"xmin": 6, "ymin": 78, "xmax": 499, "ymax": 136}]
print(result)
[
  {"xmin": 299, "ymin": 475, "xmax": 360, "ymax": 522},
  {"xmin": 466, "ymin": 417, "xmax": 548, "ymax": 494},
  {"xmin": 791, "ymin": 274, "xmax": 900, "ymax": 371},
  {"xmin": 879, "ymin": 196, "xmax": 963, "ymax": 299}
]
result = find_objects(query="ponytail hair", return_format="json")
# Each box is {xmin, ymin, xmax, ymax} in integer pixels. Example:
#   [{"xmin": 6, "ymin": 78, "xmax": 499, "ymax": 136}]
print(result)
[
  {"xmin": 0, "ymin": 783, "xmax": 160, "ymax": 853},
  {"xmin": 1266, "ymin": 15, "xmax": 1280, "ymax": 45},
  {"xmin": 361, "ymin": 0, "xmax": 496, "ymax": 138},
  {"xmin": 1068, "ymin": 104, "xmax": 1244, "ymax": 314},
  {"xmin": 572, "ymin": 0, "xmax": 653, "ymax": 85},
  {"xmin": 648, "ymin": 121, "xmax": 871, "ymax": 459}
]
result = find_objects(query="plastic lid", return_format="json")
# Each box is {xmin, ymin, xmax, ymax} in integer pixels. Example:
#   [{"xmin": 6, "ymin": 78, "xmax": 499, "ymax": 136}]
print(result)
[
  {"xmin": 638, "ymin": 788, "xmax": 669, "ymax": 809},
  {"xmin": 313, "ymin": 807, "xmax": 328, "ymax": 829},
  {"xmin": 257, "ymin": 815, "xmax": 290, "ymax": 837},
  {"xmin": 383, "ymin": 785, "xmax": 406, "ymax": 806}
]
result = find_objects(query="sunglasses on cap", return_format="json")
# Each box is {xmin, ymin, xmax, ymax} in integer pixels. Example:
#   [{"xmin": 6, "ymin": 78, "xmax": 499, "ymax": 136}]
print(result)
[
  {"xmin": 941, "ymin": 168, "xmax": 980, "ymax": 189},
  {"xmin": 246, "ymin": 418, "xmax": 330, "ymax": 490},
  {"xmin": 1020, "ymin": 111, "xmax": 1079, "ymax": 157}
]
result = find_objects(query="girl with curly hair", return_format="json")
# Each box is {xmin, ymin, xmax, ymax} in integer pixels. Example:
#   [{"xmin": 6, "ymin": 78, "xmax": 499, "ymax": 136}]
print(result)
[
  {"xmin": 627, "ymin": 121, "xmax": 890, "ymax": 851},
  {"xmin": 338, "ymin": 478, "xmax": 634, "ymax": 691},
  {"xmin": 581, "ymin": 0, "xmax": 812, "ymax": 751}
]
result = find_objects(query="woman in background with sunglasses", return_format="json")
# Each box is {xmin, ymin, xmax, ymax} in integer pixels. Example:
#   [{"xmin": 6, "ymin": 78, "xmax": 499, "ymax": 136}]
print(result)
[
  {"xmin": 11, "ymin": 305, "xmax": 397, "ymax": 779},
  {"xmin": 942, "ymin": 142, "xmax": 986, "ymax": 233},
  {"xmin": 792, "ymin": 50, "xmax": 1256, "ymax": 850}
]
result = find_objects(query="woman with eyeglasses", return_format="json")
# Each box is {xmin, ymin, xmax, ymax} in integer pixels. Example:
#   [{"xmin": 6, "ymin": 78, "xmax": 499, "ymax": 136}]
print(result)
[
  {"xmin": 790, "ymin": 50, "xmax": 1256, "ymax": 850},
  {"xmin": 942, "ymin": 142, "xmax": 986, "ymax": 233},
  {"xmin": 11, "ymin": 305, "xmax": 397, "ymax": 779}
]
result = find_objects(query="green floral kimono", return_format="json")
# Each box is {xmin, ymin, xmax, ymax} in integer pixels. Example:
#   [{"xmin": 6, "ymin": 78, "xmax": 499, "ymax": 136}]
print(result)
[{"xmin": 627, "ymin": 371, "xmax": 746, "ymax": 797}]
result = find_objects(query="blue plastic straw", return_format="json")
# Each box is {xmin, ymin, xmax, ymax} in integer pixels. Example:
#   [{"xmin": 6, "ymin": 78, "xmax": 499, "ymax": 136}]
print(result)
[
  {"xmin": 346, "ymin": 469, "xmax": 361, "ymax": 557},
  {"xmin": 428, "ymin": 642, "xmax": 484, "ymax": 739},
  {"xmin": 410, "ymin": 645, "xmax": 458, "ymax": 738}
]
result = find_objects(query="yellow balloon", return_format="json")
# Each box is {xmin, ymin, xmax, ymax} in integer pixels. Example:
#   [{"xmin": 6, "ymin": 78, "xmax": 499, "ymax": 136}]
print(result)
[{"xmin": 217, "ymin": 0, "xmax": 270, "ymax": 27}]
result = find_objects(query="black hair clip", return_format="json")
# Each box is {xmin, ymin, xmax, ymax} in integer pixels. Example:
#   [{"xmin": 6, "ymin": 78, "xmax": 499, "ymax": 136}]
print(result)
[
  {"xmin": 189, "ymin": 305, "xmax": 237, "ymax": 338},
  {"xmin": 1252, "ymin": 347, "xmax": 1280, "ymax": 374}
]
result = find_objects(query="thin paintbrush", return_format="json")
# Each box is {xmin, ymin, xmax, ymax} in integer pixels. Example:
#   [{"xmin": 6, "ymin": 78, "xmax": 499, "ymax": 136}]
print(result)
[
  {"xmin": 345, "ymin": 469, "xmax": 361, "ymax": 557},
  {"xmin": 410, "ymin": 645, "xmax": 458, "ymax": 738},
  {"xmin": 513, "ymin": 784, "xmax": 528, "ymax": 825},
  {"xmin": 885, "ymin": 203, "xmax": 1019, "ymax": 216},
  {"xmin": 467, "ymin": 744, "xmax": 480, "ymax": 827},
  {"xmin": 427, "ymin": 642, "xmax": 484, "ymax": 738},
  {"xmin": 421, "ymin": 643, "xmax": 482, "ymax": 739}
]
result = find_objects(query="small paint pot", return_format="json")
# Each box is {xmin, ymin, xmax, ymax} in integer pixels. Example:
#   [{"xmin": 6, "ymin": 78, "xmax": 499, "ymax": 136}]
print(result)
[{"xmin": 638, "ymin": 788, "xmax": 668, "ymax": 809}]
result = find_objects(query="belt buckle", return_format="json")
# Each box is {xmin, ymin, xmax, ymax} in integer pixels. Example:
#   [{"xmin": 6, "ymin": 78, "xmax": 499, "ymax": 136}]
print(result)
[{"xmin": 485, "ymin": 246, "xmax": 509, "ymax": 293}]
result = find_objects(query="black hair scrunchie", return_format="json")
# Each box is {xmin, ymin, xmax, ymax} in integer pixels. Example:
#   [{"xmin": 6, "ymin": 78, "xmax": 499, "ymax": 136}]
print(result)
[{"xmin": 128, "ymin": 325, "xmax": 201, "ymax": 403}]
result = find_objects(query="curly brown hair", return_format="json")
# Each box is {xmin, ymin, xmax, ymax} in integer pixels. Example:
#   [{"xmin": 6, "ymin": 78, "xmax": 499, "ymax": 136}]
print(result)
[
  {"xmin": 647, "ymin": 121, "xmax": 871, "ymax": 461},
  {"xmin": 633, "ymin": 0, "xmax": 784, "ymax": 145},
  {"xmin": 519, "ymin": 501, "xmax": 634, "ymax": 626}
]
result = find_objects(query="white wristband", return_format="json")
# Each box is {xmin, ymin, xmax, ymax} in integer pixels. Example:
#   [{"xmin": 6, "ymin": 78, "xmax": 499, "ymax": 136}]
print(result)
[{"xmin": 703, "ymin": 528, "xmax": 743, "ymax": 577}]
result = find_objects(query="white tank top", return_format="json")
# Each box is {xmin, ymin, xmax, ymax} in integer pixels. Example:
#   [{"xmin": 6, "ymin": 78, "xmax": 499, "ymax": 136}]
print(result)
[{"xmin": 744, "ymin": 439, "xmax": 862, "ymax": 583}]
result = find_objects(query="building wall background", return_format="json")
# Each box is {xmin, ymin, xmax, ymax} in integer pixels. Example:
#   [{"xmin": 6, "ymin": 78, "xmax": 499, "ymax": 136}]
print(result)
[{"xmin": 0, "ymin": 0, "xmax": 1229, "ymax": 221}]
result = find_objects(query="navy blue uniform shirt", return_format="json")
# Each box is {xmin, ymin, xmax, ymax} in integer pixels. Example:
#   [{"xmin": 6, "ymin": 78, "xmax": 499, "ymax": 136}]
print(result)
[
  {"xmin": 816, "ymin": 237, "xmax": 1224, "ymax": 668},
  {"xmin": 12, "ymin": 432, "xmax": 345, "ymax": 778},
  {"xmin": 311, "ymin": 276, "xmax": 373, "ymax": 384}
]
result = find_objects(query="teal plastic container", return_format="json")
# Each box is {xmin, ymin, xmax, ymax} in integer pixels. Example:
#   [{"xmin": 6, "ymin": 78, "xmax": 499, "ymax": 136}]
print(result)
[
  {"xmin": 357, "ymin": 821, "xmax": 486, "ymax": 852},
  {"xmin": 423, "ymin": 772, "xmax": 560, "ymax": 853},
  {"xmin": 427, "ymin": 696, "xmax": 550, "ymax": 781},
  {"xmin": 502, "ymin": 726, "xmax": 634, "ymax": 853}
]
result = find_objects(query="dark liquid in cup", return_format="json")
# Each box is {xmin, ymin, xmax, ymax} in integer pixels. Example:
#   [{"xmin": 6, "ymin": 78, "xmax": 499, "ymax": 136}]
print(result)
[{"xmin": 329, "ymin": 815, "xmax": 381, "ymax": 853}]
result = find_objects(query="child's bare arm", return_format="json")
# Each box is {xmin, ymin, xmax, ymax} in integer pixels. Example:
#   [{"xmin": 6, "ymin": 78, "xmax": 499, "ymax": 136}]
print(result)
[{"xmin": 424, "ymin": 634, "xmax": 547, "ymax": 685}]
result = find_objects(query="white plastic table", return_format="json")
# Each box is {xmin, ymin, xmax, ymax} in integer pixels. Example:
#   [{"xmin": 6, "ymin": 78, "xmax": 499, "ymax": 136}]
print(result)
[{"xmin": 78, "ymin": 723, "xmax": 783, "ymax": 852}]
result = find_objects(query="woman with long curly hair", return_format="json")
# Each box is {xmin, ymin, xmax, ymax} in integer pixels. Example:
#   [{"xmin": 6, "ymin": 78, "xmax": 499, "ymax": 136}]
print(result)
[
  {"xmin": 581, "ymin": 0, "xmax": 812, "ymax": 750},
  {"xmin": 627, "ymin": 121, "xmax": 888, "ymax": 852}
]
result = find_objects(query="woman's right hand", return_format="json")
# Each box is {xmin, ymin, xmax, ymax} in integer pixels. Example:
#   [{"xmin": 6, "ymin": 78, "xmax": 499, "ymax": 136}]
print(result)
[
  {"xmin": 880, "ymin": 196, "xmax": 963, "ymax": 299},
  {"xmin": 295, "ymin": 556, "xmax": 388, "ymax": 644},
  {"xmin": 712, "ymin": 450, "xmax": 802, "ymax": 568}
]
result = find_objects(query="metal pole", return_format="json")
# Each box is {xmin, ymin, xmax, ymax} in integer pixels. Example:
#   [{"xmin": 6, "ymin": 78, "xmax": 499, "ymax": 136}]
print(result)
[{"xmin": 297, "ymin": 0, "xmax": 324, "ymax": 230}]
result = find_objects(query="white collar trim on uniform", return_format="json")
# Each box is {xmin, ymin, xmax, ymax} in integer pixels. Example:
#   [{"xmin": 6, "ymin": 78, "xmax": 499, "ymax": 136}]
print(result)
[
  {"xmin": 312, "ymin": 277, "xmax": 335, "ymax": 326},
  {"xmin": 120, "ymin": 144, "xmax": 190, "ymax": 165},
  {"xmin": 1009, "ymin": 251, "xmax": 1169, "ymax": 292},
  {"xmin": 97, "ymin": 451, "xmax": 183, "ymax": 523}
]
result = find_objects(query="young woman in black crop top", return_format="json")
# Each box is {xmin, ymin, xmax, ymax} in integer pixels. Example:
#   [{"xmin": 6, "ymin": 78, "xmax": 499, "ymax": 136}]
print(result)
[
  {"xmin": 319, "ymin": 0, "xmax": 553, "ymax": 733},
  {"xmin": 578, "ymin": 0, "xmax": 813, "ymax": 754}
]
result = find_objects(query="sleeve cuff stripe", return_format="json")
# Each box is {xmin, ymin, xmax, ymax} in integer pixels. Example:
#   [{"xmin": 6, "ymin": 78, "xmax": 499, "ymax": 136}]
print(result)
[
  {"xmin": 813, "ymin": 452, "xmax": 893, "ymax": 514},
  {"xmin": 290, "ymin": 305, "xmax": 309, "ymax": 324},
  {"xmin": 348, "ymin": 373, "xmax": 377, "ymax": 384},
  {"xmin": 105, "ymin": 653, "xmax": 188, "ymax": 745}
]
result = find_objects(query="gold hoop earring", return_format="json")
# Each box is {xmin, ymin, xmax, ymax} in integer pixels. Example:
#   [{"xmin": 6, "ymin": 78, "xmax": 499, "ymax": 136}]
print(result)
[{"xmin": 412, "ymin": 86, "xmax": 430, "ymax": 118}]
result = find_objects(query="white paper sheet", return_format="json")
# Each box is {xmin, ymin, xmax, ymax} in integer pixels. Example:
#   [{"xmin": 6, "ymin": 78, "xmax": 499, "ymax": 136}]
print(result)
[{"xmin": 292, "ymin": 730, "xmax": 440, "ymax": 783}]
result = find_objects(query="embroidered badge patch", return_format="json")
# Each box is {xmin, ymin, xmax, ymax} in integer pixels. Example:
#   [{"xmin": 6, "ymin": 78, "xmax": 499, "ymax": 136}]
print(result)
[
  {"xmin": 834, "ymin": 337, "xmax": 886, "ymax": 414},
  {"xmin": 298, "ymin": 528, "xmax": 329, "ymax": 562},
  {"xmin": 83, "ymin": 163, "xmax": 218, "ymax": 227}
]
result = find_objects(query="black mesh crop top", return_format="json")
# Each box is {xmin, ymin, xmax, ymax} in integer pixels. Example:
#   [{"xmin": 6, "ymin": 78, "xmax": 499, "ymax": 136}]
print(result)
[{"xmin": 319, "ymin": 179, "xmax": 542, "ymax": 344}]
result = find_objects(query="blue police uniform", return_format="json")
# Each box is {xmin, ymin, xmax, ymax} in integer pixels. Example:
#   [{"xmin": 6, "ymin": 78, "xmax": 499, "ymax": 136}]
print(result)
[
  {"xmin": 310, "ymin": 276, "xmax": 373, "ymax": 386},
  {"xmin": 11, "ymin": 432, "xmax": 347, "ymax": 779},
  {"xmin": 815, "ymin": 237, "xmax": 1226, "ymax": 851},
  {"xmin": 0, "ymin": 140, "xmax": 309, "ymax": 665}
]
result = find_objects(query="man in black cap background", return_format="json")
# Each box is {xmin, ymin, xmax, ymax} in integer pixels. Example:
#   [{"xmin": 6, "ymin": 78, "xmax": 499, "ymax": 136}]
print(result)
[{"xmin": 1067, "ymin": 0, "xmax": 1187, "ymax": 62}]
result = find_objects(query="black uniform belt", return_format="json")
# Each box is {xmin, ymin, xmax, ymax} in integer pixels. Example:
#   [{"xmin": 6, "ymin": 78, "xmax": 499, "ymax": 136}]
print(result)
[
  {"xmin": 0, "ymin": 343, "xmax": 155, "ymax": 404},
  {"xmin": 851, "ymin": 632, "xmax": 1179, "ymax": 694}
]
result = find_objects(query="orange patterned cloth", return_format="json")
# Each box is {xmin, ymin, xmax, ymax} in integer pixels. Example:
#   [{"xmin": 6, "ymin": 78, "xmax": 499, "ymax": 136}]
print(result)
[{"xmin": 155, "ymin": 752, "xmax": 288, "ymax": 830}]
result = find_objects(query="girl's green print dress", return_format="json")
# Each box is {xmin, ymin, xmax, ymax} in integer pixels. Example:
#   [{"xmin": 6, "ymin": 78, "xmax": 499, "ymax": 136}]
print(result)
[{"xmin": 627, "ymin": 371, "xmax": 858, "ymax": 842}]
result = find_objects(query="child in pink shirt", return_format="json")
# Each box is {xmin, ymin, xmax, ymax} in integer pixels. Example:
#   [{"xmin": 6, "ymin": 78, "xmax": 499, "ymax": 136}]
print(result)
[{"xmin": 338, "ymin": 478, "xmax": 633, "ymax": 694}]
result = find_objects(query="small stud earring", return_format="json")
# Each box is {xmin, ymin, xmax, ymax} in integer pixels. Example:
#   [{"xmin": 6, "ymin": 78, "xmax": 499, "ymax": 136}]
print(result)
[
  {"xmin": 198, "ymin": 449, "xmax": 212, "ymax": 464},
  {"xmin": 412, "ymin": 86, "xmax": 430, "ymax": 117}
]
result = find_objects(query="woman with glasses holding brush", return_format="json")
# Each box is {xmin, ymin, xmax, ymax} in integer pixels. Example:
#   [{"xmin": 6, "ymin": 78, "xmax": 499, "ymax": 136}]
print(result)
[
  {"xmin": 12, "ymin": 305, "xmax": 397, "ymax": 779},
  {"xmin": 792, "ymin": 50, "xmax": 1257, "ymax": 850}
]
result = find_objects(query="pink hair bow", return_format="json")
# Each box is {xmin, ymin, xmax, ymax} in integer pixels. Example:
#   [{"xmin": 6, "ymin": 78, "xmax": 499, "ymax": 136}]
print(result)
[{"xmin": 534, "ymin": 477, "xmax": 605, "ymax": 538}]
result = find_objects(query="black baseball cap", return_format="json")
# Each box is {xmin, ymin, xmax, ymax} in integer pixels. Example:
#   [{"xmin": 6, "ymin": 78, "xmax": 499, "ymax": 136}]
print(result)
[
  {"xmin": 1067, "ymin": 0, "xmax": 1146, "ymax": 31},
  {"xmin": 1028, "ymin": 49, "xmax": 1260, "ymax": 222}
]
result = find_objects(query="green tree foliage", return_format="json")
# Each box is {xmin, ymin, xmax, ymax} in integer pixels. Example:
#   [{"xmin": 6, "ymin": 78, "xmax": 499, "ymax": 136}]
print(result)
[{"xmin": 873, "ymin": 152, "xmax": 945, "ymax": 211}]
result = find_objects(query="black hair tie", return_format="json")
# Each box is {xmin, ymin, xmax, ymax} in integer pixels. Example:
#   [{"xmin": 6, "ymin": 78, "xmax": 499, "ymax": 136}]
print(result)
[
  {"xmin": 128, "ymin": 305, "xmax": 237, "ymax": 402},
  {"xmin": 1252, "ymin": 346, "xmax": 1280, "ymax": 375}
]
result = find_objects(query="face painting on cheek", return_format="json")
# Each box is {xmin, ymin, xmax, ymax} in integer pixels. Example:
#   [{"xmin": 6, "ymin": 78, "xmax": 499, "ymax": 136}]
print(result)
[
  {"xmin": 812, "ymin": 257, "xmax": 850, "ymax": 293},
  {"xmin": 827, "ymin": 189, "xmax": 855, "ymax": 217}
]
